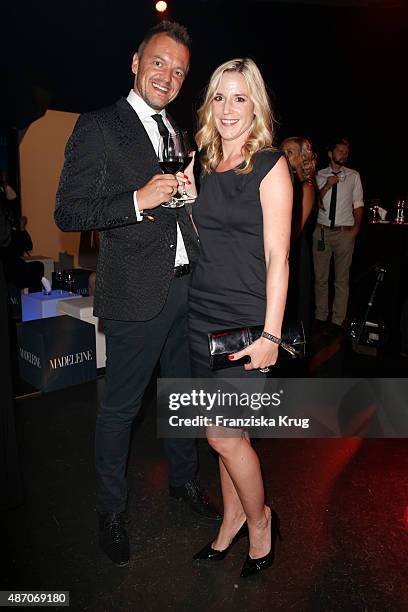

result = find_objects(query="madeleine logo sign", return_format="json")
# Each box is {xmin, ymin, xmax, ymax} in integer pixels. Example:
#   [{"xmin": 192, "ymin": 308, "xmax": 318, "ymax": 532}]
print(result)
[
  {"xmin": 19, "ymin": 347, "xmax": 42, "ymax": 369},
  {"xmin": 49, "ymin": 349, "xmax": 93, "ymax": 370},
  {"xmin": 17, "ymin": 315, "xmax": 97, "ymax": 392}
]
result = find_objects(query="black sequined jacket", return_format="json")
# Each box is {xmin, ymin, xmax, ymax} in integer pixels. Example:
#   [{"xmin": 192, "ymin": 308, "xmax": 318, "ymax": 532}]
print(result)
[{"xmin": 55, "ymin": 97, "xmax": 199, "ymax": 321}]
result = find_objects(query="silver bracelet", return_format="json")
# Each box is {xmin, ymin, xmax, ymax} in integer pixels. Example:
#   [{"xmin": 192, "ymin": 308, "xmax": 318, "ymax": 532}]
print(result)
[
  {"xmin": 262, "ymin": 330, "xmax": 298, "ymax": 357},
  {"xmin": 261, "ymin": 331, "xmax": 281, "ymax": 345},
  {"xmin": 259, "ymin": 331, "xmax": 280, "ymax": 373}
]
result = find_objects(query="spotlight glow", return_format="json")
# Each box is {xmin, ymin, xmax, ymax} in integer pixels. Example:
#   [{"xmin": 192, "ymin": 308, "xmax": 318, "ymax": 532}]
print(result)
[{"xmin": 155, "ymin": 1, "xmax": 167, "ymax": 12}]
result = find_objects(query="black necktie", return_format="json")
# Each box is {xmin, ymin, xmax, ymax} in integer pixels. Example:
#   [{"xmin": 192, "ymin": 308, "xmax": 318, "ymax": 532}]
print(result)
[
  {"xmin": 329, "ymin": 171, "xmax": 341, "ymax": 228},
  {"xmin": 151, "ymin": 113, "xmax": 169, "ymax": 137},
  {"xmin": 151, "ymin": 114, "xmax": 174, "ymax": 155}
]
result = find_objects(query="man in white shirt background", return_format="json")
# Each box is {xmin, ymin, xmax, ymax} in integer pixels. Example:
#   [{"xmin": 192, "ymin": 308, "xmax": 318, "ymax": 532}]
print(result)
[{"xmin": 313, "ymin": 138, "xmax": 364, "ymax": 336}]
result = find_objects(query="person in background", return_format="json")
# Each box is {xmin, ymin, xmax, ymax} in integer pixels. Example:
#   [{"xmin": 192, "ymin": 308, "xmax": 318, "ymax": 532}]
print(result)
[
  {"xmin": 1, "ymin": 172, "xmax": 44, "ymax": 292},
  {"xmin": 313, "ymin": 138, "xmax": 364, "ymax": 336},
  {"xmin": 2, "ymin": 215, "xmax": 44, "ymax": 292},
  {"xmin": 0, "ymin": 170, "xmax": 17, "ymax": 202},
  {"xmin": 281, "ymin": 137, "xmax": 317, "ymax": 335},
  {"xmin": 0, "ymin": 195, "xmax": 23, "ymax": 510}
]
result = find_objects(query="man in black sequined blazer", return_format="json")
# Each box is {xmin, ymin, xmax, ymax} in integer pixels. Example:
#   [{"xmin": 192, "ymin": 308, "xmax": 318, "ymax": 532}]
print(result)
[{"xmin": 55, "ymin": 21, "xmax": 220, "ymax": 567}]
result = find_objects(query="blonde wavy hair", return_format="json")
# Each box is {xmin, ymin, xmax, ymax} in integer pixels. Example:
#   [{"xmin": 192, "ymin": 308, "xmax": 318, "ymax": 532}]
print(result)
[
  {"xmin": 196, "ymin": 58, "xmax": 275, "ymax": 175},
  {"xmin": 281, "ymin": 137, "xmax": 316, "ymax": 183}
]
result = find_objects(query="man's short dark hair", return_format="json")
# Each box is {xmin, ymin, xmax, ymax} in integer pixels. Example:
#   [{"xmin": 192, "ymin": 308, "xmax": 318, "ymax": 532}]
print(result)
[
  {"xmin": 327, "ymin": 138, "xmax": 350, "ymax": 153},
  {"xmin": 138, "ymin": 21, "xmax": 191, "ymax": 57}
]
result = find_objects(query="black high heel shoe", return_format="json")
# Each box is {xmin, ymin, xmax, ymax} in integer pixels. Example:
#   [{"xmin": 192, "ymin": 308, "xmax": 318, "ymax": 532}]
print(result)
[
  {"xmin": 193, "ymin": 521, "xmax": 248, "ymax": 561},
  {"xmin": 240, "ymin": 509, "xmax": 282, "ymax": 578}
]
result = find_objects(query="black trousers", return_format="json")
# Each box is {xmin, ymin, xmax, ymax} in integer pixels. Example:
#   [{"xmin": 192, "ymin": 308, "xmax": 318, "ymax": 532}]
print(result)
[{"xmin": 95, "ymin": 275, "xmax": 197, "ymax": 513}]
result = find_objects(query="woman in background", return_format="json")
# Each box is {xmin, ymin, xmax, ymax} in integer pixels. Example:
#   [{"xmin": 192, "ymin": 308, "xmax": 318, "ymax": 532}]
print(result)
[{"xmin": 281, "ymin": 137, "xmax": 317, "ymax": 335}]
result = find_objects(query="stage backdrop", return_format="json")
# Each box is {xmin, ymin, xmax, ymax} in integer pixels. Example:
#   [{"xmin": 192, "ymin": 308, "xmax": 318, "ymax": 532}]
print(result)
[{"xmin": 19, "ymin": 110, "xmax": 80, "ymax": 267}]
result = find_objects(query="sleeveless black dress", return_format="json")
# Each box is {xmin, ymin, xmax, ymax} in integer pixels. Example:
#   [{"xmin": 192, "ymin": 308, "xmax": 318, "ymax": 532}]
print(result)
[
  {"xmin": 284, "ymin": 176, "xmax": 316, "ymax": 336},
  {"xmin": 189, "ymin": 149, "xmax": 284, "ymax": 377}
]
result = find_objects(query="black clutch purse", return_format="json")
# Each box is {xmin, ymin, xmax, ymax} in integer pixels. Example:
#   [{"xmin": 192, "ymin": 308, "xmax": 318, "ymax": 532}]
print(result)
[{"xmin": 208, "ymin": 322, "xmax": 305, "ymax": 370}]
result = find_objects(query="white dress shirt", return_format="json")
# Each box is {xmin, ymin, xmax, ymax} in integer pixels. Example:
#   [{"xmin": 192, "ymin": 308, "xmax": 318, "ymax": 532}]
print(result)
[
  {"xmin": 316, "ymin": 165, "xmax": 364, "ymax": 227},
  {"xmin": 126, "ymin": 89, "xmax": 189, "ymax": 266}
]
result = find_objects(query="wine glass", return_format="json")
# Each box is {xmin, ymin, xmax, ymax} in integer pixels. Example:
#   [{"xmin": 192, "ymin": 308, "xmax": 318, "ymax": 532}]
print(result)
[
  {"xmin": 158, "ymin": 131, "xmax": 195, "ymax": 208},
  {"xmin": 369, "ymin": 198, "xmax": 380, "ymax": 224},
  {"xmin": 64, "ymin": 271, "xmax": 76, "ymax": 294},
  {"xmin": 178, "ymin": 131, "xmax": 197, "ymax": 205},
  {"xmin": 394, "ymin": 198, "xmax": 406, "ymax": 224},
  {"xmin": 54, "ymin": 269, "xmax": 65, "ymax": 294}
]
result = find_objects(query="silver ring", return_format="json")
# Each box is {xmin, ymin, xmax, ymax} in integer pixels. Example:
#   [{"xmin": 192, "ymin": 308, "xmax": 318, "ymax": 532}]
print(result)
[{"xmin": 259, "ymin": 367, "xmax": 270, "ymax": 373}]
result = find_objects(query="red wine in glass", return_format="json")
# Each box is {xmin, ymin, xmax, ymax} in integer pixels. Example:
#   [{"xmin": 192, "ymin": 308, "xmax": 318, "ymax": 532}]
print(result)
[
  {"xmin": 159, "ymin": 159, "xmax": 185, "ymax": 175},
  {"xmin": 158, "ymin": 131, "xmax": 191, "ymax": 208}
]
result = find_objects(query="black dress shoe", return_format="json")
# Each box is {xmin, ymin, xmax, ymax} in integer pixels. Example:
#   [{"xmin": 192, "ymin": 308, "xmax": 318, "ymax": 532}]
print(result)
[
  {"xmin": 169, "ymin": 479, "xmax": 222, "ymax": 521},
  {"xmin": 193, "ymin": 521, "xmax": 248, "ymax": 561},
  {"xmin": 98, "ymin": 512, "xmax": 130, "ymax": 567},
  {"xmin": 240, "ymin": 510, "xmax": 282, "ymax": 578}
]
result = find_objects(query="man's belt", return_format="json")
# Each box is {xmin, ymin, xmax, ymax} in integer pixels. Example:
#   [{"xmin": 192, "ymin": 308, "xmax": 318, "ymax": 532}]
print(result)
[
  {"xmin": 173, "ymin": 264, "xmax": 190, "ymax": 277},
  {"xmin": 317, "ymin": 224, "xmax": 352, "ymax": 232}
]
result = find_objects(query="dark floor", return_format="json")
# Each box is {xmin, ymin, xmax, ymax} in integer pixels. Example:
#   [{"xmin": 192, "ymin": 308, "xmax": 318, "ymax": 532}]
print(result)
[{"xmin": 3, "ymin": 361, "xmax": 408, "ymax": 612}]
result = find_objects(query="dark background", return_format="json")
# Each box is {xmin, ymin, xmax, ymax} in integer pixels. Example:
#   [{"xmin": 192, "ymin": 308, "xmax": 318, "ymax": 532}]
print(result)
[{"xmin": 2, "ymin": 0, "xmax": 407, "ymax": 201}]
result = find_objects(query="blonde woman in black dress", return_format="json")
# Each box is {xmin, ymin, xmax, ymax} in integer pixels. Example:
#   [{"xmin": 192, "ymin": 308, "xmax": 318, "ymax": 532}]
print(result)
[
  {"xmin": 281, "ymin": 136, "xmax": 318, "ymax": 334},
  {"xmin": 188, "ymin": 58, "xmax": 292, "ymax": 577}
]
